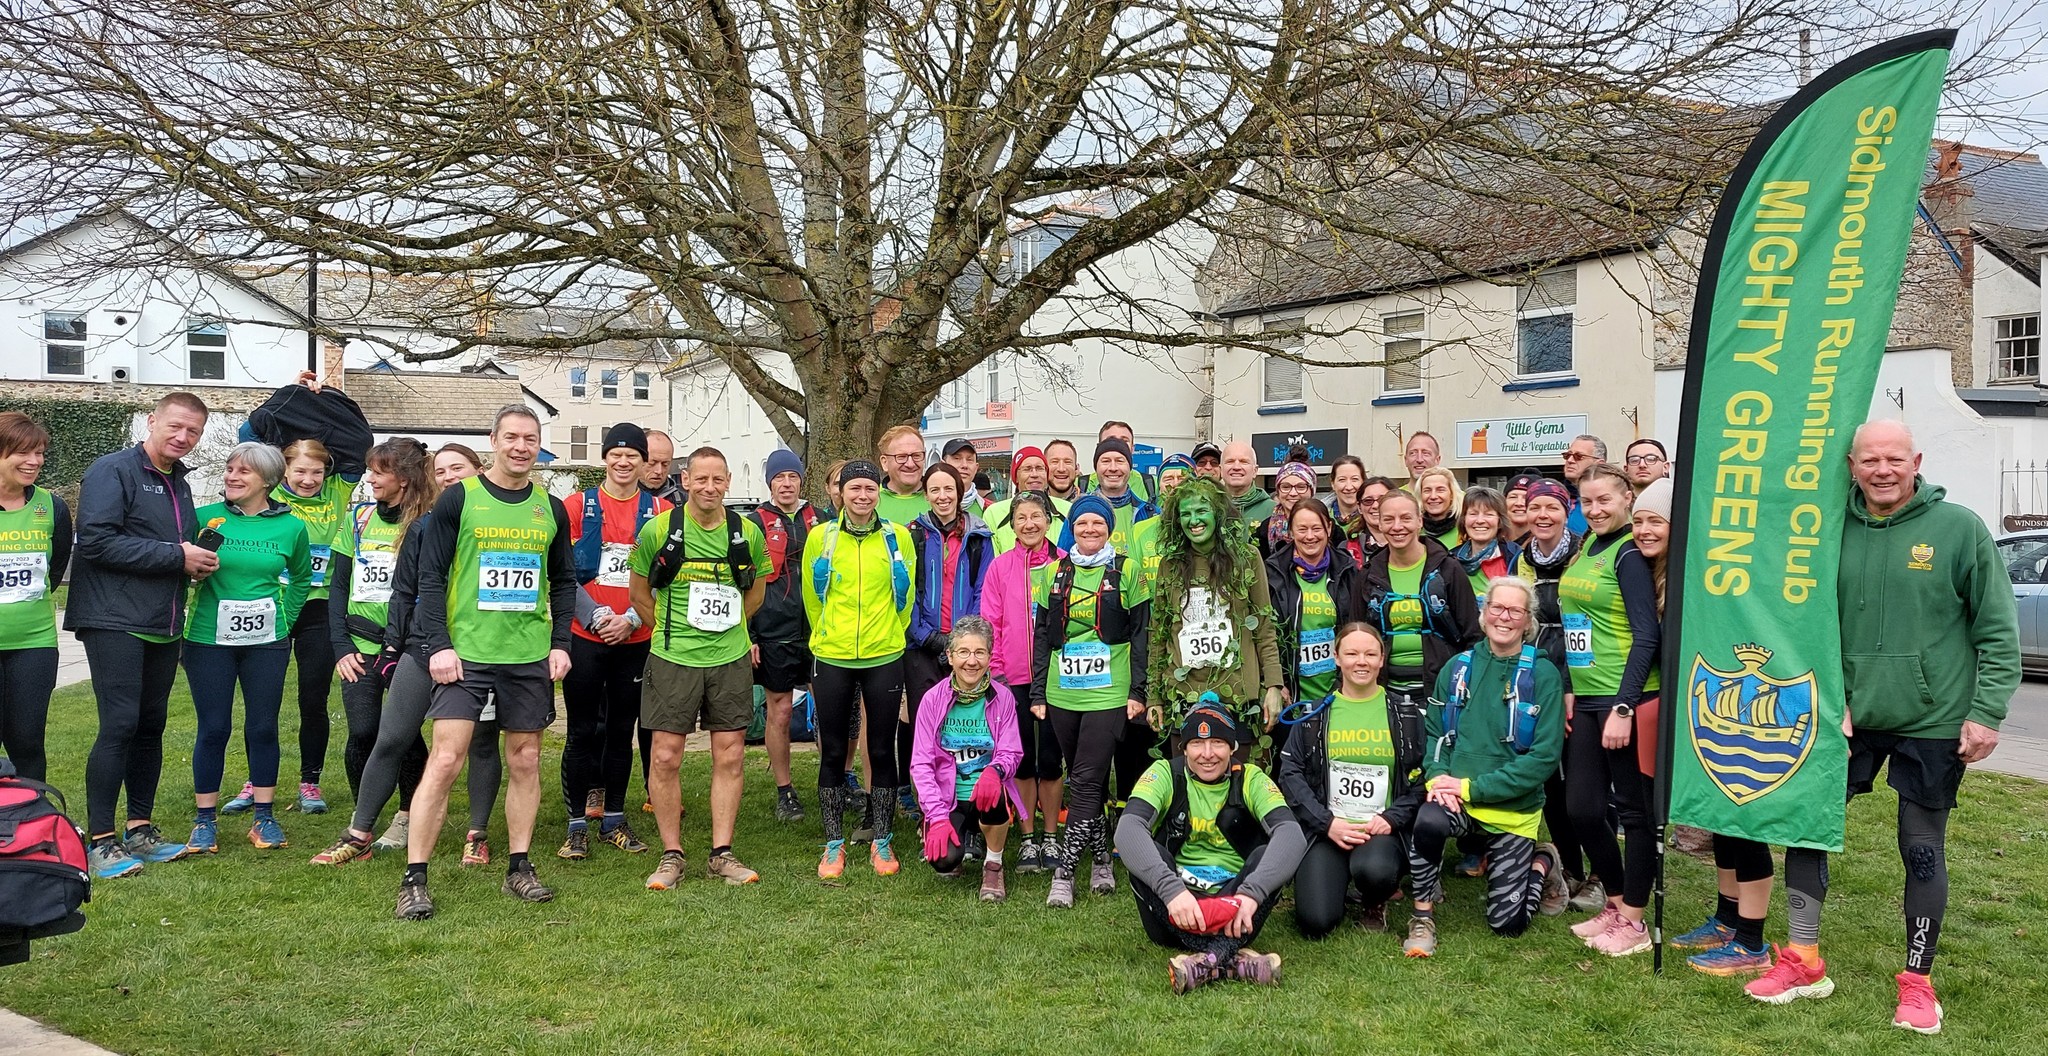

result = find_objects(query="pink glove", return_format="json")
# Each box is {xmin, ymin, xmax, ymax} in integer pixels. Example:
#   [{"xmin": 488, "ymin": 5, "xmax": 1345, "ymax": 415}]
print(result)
[
  {"xmin": 922, "ymin": 816, "xmax": 959, "ymax": 862},
  {"xmin": 1194, "ymin": 896, "xmax": 1243, "ymax": 934},
  {"xmin": 970, "ymin": 768, "xmax": 1003, "ymax": 812}
]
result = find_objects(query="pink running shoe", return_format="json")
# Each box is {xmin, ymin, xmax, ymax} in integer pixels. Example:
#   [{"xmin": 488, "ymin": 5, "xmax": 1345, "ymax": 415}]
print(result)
[
  {"xmin": 1571, "ymin": 904, "xmax": 1620, "ymax": 940},
  {"xmin": 1893, "ymin": 972, "xmax": 1943, "ymax": 1035},
  {"xmin": 1746, "ymin": 947, "xmax": 1836, "ymax": 1005}
]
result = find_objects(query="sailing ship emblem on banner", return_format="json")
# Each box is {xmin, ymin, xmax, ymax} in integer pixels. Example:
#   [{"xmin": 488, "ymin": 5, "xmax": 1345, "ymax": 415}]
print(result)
[{"xmin": 1688, "ymin": 644, "xmax": 1818, "ymax": 806}]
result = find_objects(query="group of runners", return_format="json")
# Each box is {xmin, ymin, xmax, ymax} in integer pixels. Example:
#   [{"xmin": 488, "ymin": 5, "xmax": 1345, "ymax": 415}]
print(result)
[{"xmin": 0, "ymin": 387, "xmax": 2015, "ymax": 1024}]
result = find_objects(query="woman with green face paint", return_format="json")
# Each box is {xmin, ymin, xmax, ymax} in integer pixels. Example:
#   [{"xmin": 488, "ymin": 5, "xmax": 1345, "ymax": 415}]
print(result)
[{"xmin": 1145, "ymin": 478, "xmax": 1286, "ymax": 742}]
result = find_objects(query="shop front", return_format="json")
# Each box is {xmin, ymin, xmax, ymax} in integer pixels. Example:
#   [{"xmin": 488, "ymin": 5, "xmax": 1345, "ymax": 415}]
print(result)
[
  {"xmin": 1250, "ymin": 428, "xmax": 1349, "ymax": 485},
  {"xmin": 1452, "ymin": 414, "xmax": 1586, "ymax": 490}
]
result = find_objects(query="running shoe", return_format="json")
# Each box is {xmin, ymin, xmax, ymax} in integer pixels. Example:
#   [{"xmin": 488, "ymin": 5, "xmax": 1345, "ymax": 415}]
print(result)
[
  {"xmin": 502, "ymin": 864, "xmax": 555, "ymax": 903},
  {"xmin": 1089, "ymin": 856, "xmax": 1116, "ymax": 895},
  {"xmin": 557, "ymin": 827, "xmax": 590, "ymax": 860},
  {"xmin": 1587, "ymin": 916, "xmax": 1652, "ymax": 957},
  {"xmin": 298, "ymin": 782, "xmax": 328, "ymax": 814},
  {"xmin": 963, "ymin": 831, "xmax": 986, "ymax": 863},
  {"xmin": 774, "ymin": 786, "xmax": 805, "ymax": 823},
  {"xmin": 646, "ymin": 849, "xmax": 687, "ymax": 891},
  {"xmin": 462, "ymin": 831, "xmax": 491, "ymax": 867},
  {"xmin": 249, "ymin": 816, "xmax": 289, "ymax": 849},
  {"xmin": 1357, "ymin": 902, "xmax": 1389, "ymax": 933},
  {"xmin": 896, "ymin": 789, "xmax": 922, "ymax": 824},
  {"xmin": 1535, "ymin": 842, "xmax": 1570, "ymax": 917},
  {"xmin": 708, "ymin": 850, "xmax": 760, "ymax": 886},
  {"xmin": 1016, "ymin": 836, "xmax": 1043, "ymax": 874},
  {"xmin": 1567, "ymin": 877, "xmax": 1607, "ymax": 913},
  {"xmin": 870, "ymin": 837, "xmax": 900, "ymax": 876},
  {"xmin": 1671, "ymin": 916, "xmax": 1737, "ymax": 950},
  {"xmin": 1456, "ymin": 852, "xmax": 1485, "ymax": 878},
  {"xmin": 585, "ymin": 788, "xmax": 604, "ymax": 820},
  {"xmin": 1746, "ymin": 947, "xmax": 1835, "ymax": 1005},
  {"xmin": 221, "ymin": 782, "xmax": 256, "ymax": 814},
  {"xmin": 123, "ymin": 824, "xmax": 190, "ymax": 863},
  {"xmin": 979, "ymin": 861, "xmax": 1006, "ymax": 903},
  {"xmin": 1572, "ymin": 904, "xmax": 1621, "ymax": 940},
  {"xmin": 1403, "ymin": 915, "xmax": 1438, "ymax": 958},
  {"xmin": 185, "ymin": 818, "xmax": 219, "ymax": 855},
  {"xmin": 373, "ymin": 815, "xmax": 410, "ymax": 852},
  {"xmin": 1232, "ymin": 949, "xmax": 1284, "ymax": 987},
  {"xmin": 1040, "ymin": 834, "xmax": 1062, "ymax": 874},
  {"xmin": 1047, "ymin": 873, "xmax": 1075, "ymax": 909},
  {"xmin": 1893, "ymin": 972, "xmax": 1943, "ymax": 1035},
  {"xmin": 600, "ymin": 821, "xmax": 648, "ymax": 854},
  {"xmin": 818, "ymin": 840, "xmax": 846, "ymax": 881},
  {"xmin": 1688, "ymin": 941, "xmax": 1774, "ymax": 977},
  {"xmin": 88, "ymin": 840, "xmax": 143, "ymax": 880},
  {"xmin": 1168, "ymin": 952, "xmax": 1225, "ymax": 995},
  {"xmin": 310, "ymin": 832, "xmax": 372, "ymax": 866},
  {"xmin": 396, "ymin": 874, "xmax": 434, "ymax": 920}
]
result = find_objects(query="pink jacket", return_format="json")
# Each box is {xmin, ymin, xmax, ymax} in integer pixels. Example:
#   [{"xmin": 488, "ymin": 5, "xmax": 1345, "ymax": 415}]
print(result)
[
  {"xmin": 910, "ymin": 679, "xmax": 1026, "ymax": 821},
  {"xmin": 982, "ymin": 540, "xmax": 1060, "ymax": 688}
]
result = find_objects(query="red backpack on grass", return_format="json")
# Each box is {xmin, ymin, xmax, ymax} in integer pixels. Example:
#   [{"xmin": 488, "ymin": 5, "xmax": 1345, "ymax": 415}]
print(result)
[{"xmin": 0, "ymin": 758, "xmax": 90, "ymax": 952}]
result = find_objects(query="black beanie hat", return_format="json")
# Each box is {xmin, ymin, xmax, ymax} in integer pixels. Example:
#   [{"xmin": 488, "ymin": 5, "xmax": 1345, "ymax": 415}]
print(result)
[{"xmin": 602, "ymin": 422, "xmax": 650, "ymax": 460}]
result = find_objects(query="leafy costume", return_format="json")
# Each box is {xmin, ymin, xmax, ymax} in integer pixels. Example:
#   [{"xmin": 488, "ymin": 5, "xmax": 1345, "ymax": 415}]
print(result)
[{"xmin": 1144, "ymin": 478, "xmax": 1284, "ymax": 740}]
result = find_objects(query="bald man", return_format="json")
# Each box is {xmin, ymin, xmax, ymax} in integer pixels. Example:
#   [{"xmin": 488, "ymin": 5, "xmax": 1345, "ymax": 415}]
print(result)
[
  {"xmin": 1747, "ymin": 420, "xmax": 2017, "ymax": 1034},
  {"xmin": 1219, "ymin": 440, "xmax": 1274, "ymax": 527}
]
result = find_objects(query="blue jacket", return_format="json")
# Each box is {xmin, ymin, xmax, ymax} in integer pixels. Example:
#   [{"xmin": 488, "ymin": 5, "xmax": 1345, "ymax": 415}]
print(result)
[
  {"xmin": 66, "ymin": 444, "xmax": 199, "ymax": 637},
  {"xmin": 907, "ymin": 510, "xmax": 994, "ymax": 650}
]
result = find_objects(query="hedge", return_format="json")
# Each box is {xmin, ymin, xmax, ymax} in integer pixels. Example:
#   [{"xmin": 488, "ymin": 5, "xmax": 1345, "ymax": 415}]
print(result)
[{"xmin": 0, "ymin": 395, "xmax": 148, "ymax": 490}]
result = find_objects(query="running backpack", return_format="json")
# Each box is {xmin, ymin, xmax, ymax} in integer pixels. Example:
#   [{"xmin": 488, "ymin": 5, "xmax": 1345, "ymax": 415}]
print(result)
[
  {"xmin": 1159, "ymin": 760, "xmax": 1267, "ymax": 865},
  {"xmin": 1046, "ymin": 556, "xmax": 1134, "ymax": 646},
  {"xmin": 0, "ymin": 760, "xmax": 91, "ymax": 936},
  {"xmin": 1437, "ymin": 645, "xmax": 1543, "ymax": 759},
  {"xmin": 648, "ymin": 509, "xmax": 757, "ymax": 592}
]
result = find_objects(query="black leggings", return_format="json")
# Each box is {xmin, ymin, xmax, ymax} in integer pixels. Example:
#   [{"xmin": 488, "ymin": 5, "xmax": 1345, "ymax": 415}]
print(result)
[
  {"xmin": 1714, "ymin": 834, "xmax": 1774, "ymax": 882},
  {"xmin": 1008, "ymin": 681, "xmax": 1062, "ymax": 781},
  {"xmin": 1112, "ymin": 716, "xmax": 1158, "ymax": 804},
  {"xmin": 1783, "ymin": 797, "xmax": 1950, "ymax": 973},
  {"xmin": 813, "ymin": 659, "xmax": 903, "ymax": 789},
  {"xmin": 290, "ymin": 604, "xmax": 336, "ymax": 784},
  {"xmin": 338, "ymin": 664, "xmax": 425, "ymax": 815},
  {"xmin": 1409, "ymin": 802, "xmax": 1545, "ymax": 936},
  {"xmin": 901, "ymin": 643, "xmax": 947, "ymax": 792},
  {"xmin": 1049, "ymin": 705, "xmax": 1125, "ymax": 835},
  {"xmin": 1132, "ymin": 843, "xmax": 1275, "ymax": 958},
  {"xmin": 80, "ymin": 630, "xmax": 181, "ymax": 835},
  {"xmin": 0, "ymin": 647, "xmax": 58, "ymax": 782},
  {"xmin": 1564, "ymin": 703, "xmax": 1654, "ymax": 908},
  {"xmin": 350, "ymin": 653, "xmax": 496, "ymax": 834},
  {"xmin": 1294, "ymin": 833, "xmax": 1406, "ymax": 938},
  {"xmin": 927, "ymin": 800, "xmax": 1014, "ymax": 873},
  {"xmin": 561, "ymin": 635, "xmax": 650, "ymax": 816},
  {"xmin": 1542, "ymin": 771, "xmax": 1584, "ymax": 880}
]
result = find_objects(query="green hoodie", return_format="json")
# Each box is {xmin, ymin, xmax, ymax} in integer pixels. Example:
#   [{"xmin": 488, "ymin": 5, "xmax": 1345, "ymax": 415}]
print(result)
[
  {"xmin": 1426, "ymin": 647, "xmax": 1565, "ymax": 818},
  {"xmin": 1838, "ymin": 478, "xmax": 2018, "ymax": 738},
  {"xmin": 187, "ymin": 500, "xmax": 313, "ymax": 646}
]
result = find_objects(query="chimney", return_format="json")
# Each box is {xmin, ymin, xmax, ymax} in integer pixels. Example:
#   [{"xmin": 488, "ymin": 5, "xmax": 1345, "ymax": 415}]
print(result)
[
  {"xmin": 1798, "ymin": 30, "xmax": 1813, "ymax": 85},
  {"xmin": 322, "ymin": 338, "xmax": 347, "ymax": 385}
]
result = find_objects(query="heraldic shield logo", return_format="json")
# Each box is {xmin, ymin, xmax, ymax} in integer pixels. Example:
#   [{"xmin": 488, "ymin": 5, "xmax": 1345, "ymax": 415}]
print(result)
[{"xmin": 1689, "ymin": 644, "xmax": 1819, "ymax": 805}]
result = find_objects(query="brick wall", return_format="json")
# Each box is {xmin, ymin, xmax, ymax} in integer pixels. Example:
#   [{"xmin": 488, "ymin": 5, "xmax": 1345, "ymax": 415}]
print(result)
[{"xmin": 0, "ymin": 378, "xmax": 272, "ymax": 414}]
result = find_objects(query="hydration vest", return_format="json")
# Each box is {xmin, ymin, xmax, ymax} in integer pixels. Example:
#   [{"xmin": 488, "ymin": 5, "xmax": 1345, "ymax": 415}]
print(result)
[
  {"xmin": 1437, "ymin": 645, "xmax": 1542, "ymax": 759},
  {"xmin": 1160, "ymin": 760, "xmax": 1267, "ymax": 864},
  {"xmin": 573, "ymin": 487, "xmax": 659, "ymax": 585}
]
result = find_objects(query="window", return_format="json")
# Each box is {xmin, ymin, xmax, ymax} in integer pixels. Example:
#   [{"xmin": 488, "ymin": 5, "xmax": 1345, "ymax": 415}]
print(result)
[
  {"xmin": 43, "ymin": 312, "xmax": 85, "ymax": 376},
  {"xmin": 1516, "ymin": 268, "xmax": 1576, "ymax": 376},
  {"xmin": 187, "ymin": 318, "xmax": 227, "ymax": 381},
  {"xmin": 1999, "ymin": 537, "xmax": 2048, "ymax": 585},
  {"xmin": 1260, "ymin": 318, "xmax": 1304, "ymax": 406},
  {"xmin": 569, "ymin": 366, "xmax": 587, "ymax": 399},
  {"xmin": 1995, "ymin": 314, "xmax": 2041, "ymax": 381},
  {"xmin": 632, "ymin": 371, "xmax": 651, "ymax": 402},
  {"xmin": 569, "ymin": 425, "xmax": 589, "ymax": 463},
  {"xmin": 1382, "ymin": 312, "xmax": 1424, "ymax": 392},
  {"xmin": 986, "ymin": 360, "xmax": 1002, "ymax": 403},
  {"xmin": 600, "ymin": 368, "xmax": 619, "ymax": 401}
]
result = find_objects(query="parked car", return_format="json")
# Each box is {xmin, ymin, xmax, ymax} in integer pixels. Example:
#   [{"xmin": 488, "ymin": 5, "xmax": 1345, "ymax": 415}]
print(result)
[{"xmin": 1996, "ymin": 530, "xmax": 2048, "ymax": 677}]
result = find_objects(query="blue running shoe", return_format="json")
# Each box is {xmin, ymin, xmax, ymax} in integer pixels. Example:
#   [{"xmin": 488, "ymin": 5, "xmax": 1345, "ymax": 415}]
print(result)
[
  {"xmin": 220, "ymin": 781, "xmax": 256, "ymax": 814},
  {"xmin": 186, "ymin": 818, "xmax": 219, "ymax": 855},
  {"xmin": 1689, "ymin": 940, "xmax": 1774, "ymax": 977},
  {"xmin": 297, "ymin": 782, "xmax": 328, "ymax": 815},
  {"xmin": 1671, "ymin": 917, "xmax": 1736, "ymax": 950},
  {"xmin": 249, "ymin": 816, "xmax": 289, "ymax": 850},
  {"xmin": 123, "ymin": 824, "xmax": 191, "ymax": 862},
  {"xmin": 896, "ymin": 788, "xmax": 922, "ymax": 824},
  {"xmin": 89, "ymin": 840, "xmax": 144, "ymax": 880}
]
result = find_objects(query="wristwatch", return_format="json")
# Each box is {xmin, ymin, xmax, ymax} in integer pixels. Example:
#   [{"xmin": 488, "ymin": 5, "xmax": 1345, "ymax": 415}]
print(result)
[{"xmin": 1611, "ymin": 703, "xmax": 1635, "ymax": 719}]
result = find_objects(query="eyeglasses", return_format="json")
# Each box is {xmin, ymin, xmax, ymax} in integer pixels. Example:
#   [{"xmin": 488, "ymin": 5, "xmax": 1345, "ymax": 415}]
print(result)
[
  {"xmin": 1562, "ymin": 452, "xmax": 1595, "ymax": 462},
  {"xmin": 1624, "ymin": 455, "xmax": 1665, "ymax": 466},
  {"xmin": 1485, "ymin": 603, "xmax": 1529, "ymax": 619},
  {"xmin": 883, "ymin": 452, "xmax": 924, "ymax": 464},
  {"xmin": 1360, "ymin": 495, "xmax": 1383, "ymax": 505}
]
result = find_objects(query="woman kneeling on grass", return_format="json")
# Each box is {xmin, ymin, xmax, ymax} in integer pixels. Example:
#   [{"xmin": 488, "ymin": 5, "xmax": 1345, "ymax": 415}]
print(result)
[
  {"xmin": 1401, "ymin": 575, "xmax": 1566, "ymax": 958},
  {"xmin": 1115, "ymin": 702, "xmax": 1307, "ymax": 994},
  {"xmin": 910, "ymin": 616, "xmax": 1024, "ymax": 902},
  {"xmin": 1278, "ymin": 623, "xmax": 1423, "ymax": 937}
]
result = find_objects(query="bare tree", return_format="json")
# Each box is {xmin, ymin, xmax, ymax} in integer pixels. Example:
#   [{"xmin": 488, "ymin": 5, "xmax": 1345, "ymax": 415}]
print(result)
[{"xmin": 0, "ymin": 0, "xmax": 1942, "ymax": 477}]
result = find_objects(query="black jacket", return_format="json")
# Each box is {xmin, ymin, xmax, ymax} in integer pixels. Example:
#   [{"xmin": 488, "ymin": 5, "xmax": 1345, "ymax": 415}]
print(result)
[
  {"xmin": 1276, "ymin": 689, "xmax": 1426, "ymax": 839},
  {"xmin": 382, "ymin": 517, "xmax": 434, "ymax": 658},
  {"xmin": 1264, "ymin": 545, "xmax": 1362, "ymax": 700},
  {"xmin": 748, "ymin": 501, "xmax": 822, "ymax": 645},
  {"xmin": 1351, "ymin": 536, "xmax": 1480, "ymax": 688},
  {"xmin": 1512, "ymin": 533, "xmax": 1581, "ymax": 684},
  {"xmin": 65, "ymin": 444, "xmax": 197, "ymax": 637}
]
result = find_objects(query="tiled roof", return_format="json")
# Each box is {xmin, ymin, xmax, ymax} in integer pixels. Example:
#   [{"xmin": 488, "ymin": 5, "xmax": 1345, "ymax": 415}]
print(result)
[
  {"xmin": 234, "ymin": 266, "xmax": 484, "ymax": 330},
  {"xmin": 342, "ymin": 368, "xmax": 526, "ymax": 432},
  {"xmin": 481, "ymin": 304, "xmax": 675, "ymax": 364}
]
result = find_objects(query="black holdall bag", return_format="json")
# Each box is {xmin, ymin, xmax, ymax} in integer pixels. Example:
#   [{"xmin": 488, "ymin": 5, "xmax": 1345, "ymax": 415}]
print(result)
[
  {"xmin": 0, "ymin": 757, "xmax": 91, "ymax": 963},
  {"xmin": 248, "ymin": 383, "xmax": 376, "ymax": 477}
]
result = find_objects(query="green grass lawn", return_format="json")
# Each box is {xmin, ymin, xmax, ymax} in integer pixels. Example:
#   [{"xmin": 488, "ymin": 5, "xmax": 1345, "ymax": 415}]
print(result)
[{"xmin": 7, "ymin": 673, "xmax": 2048, "ymax": 1056}]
